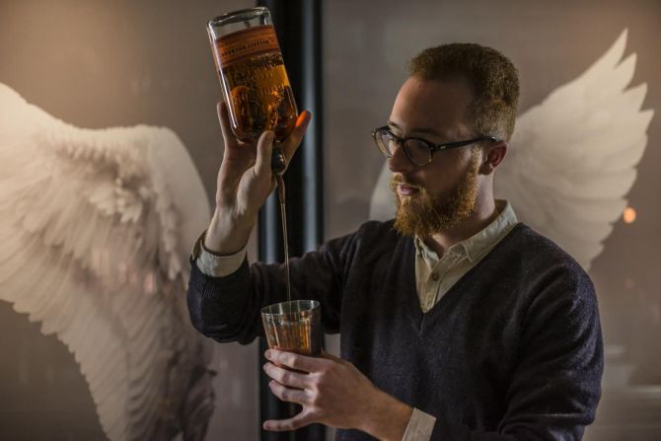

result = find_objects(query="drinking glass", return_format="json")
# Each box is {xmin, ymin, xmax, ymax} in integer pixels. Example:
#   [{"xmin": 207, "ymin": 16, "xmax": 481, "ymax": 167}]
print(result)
[{"xmin": 261, "ymin": 300, "xmax": 322, "ymax": 357}]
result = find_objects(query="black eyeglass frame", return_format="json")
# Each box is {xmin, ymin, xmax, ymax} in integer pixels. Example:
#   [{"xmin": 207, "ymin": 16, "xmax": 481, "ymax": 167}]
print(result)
[{"xmin": 371, "ymin": 125, "xmax": 501, "ymax": 166}]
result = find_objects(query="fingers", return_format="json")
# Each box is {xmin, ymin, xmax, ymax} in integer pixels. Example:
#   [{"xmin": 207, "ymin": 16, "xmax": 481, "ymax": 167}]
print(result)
[
  {"xmin": 267, "ymin": 380, "xmax": 309, "ymax": 406},
  {"xmin": 281, "ymin": 111, "xmax": 312, "ymax": 162},
  {"xmin": 217, "ymin": 102, "xmax": 311, "ymax": 161},
  {"xmin": 263, "ymin": 407, "xmax": 315, "ymax": 432},
  {"xmin": 217, "ymin": 101, "xmax": 245, "ymax": 153},
  {"xmin": 216, "ymin": 101, "xmax": 230, "ymax": 141},
  {"xmin": 263, "ymin": 362, "xmax": 310, "ymax": 389},
  {"xmin": 265, "ymin": 349, "xmax": 325, "ymax": 373},
  {"xmin": 254, "ymin": 130, "xmax": 275, "ymax": 176}
]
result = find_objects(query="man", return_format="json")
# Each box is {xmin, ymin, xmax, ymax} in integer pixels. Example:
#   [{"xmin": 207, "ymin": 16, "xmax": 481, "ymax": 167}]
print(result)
[{"xmin": 187, "ymin": 43, "xmax": 603, "ymax": 440}]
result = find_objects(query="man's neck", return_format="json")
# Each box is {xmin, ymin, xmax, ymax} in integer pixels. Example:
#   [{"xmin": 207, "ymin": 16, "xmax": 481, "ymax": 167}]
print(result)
[{"xmin": 423, "ymin": 198, "xmax": 499, "ymax": 257}]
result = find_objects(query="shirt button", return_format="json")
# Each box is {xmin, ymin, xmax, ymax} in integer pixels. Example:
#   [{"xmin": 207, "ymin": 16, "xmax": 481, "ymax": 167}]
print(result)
[{"xmin": 431, "ymin": 272, "xmax": 440, "ymax": 281}]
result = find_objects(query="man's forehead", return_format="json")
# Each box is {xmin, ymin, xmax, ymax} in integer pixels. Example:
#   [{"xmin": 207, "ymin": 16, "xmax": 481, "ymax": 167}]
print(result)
[
  {"xmin": 399, "ymin": 76, "xmax": 474, "ymax": 100},
  {"xmin": 388, "ymin": 119, "xmax": 447, "ymax": 136},
  {"xmin": 386, "ymin": 120, "xmax": 457, "ymax": 139},
  {"xmin": 389, "ymin": 76, "xmax": 474, "ymax": 139}
]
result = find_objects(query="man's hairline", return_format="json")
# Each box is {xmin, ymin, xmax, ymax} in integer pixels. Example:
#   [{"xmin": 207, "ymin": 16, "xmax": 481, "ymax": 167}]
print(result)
[{"xmin": 390, "ymin": 75, "xmax": 480, "ymax": 142}]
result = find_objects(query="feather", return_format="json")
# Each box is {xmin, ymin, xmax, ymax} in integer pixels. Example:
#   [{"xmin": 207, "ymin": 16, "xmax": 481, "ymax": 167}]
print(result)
[
  {"xmin": 497, "ymin": 29, "xmax": 654, "ymax": 270},
  {"xmin": 0, "ymin": 82, "xmax": 215, "ymax": 441}
]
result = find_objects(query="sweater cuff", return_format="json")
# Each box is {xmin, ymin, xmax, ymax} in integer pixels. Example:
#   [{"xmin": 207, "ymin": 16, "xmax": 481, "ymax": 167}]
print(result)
[
  {"xmin": 191, "ymin": 230, "xmax": 247, "ymax": 278},
  {"xmin": 402, "ymin": 408, "xmax": 436, "ymax": 441}
]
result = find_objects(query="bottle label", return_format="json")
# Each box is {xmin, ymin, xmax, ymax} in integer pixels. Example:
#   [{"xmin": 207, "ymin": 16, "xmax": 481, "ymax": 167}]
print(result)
[{"xmin": 215, "ymin": 25, "xmax": 280, "ymax": 69}]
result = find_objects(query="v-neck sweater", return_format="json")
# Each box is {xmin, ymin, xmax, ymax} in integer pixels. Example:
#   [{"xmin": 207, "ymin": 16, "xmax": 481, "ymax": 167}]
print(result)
[
  {"xmin": 187, "ymin": 220, "xmax": 603, "ymax": 441},
  {"xmin": 413, "ymin": 200, "xmax": 518, "ymax": 313}
]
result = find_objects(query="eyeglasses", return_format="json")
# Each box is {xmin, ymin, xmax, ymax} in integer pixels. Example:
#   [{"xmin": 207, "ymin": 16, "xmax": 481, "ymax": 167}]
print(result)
[{"xmin": 371, "ymin": 125, "xmax": 501, "ymax": 166}]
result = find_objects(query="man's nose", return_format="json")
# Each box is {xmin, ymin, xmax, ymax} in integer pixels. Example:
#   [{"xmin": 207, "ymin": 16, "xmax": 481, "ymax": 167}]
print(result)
[{"xmin": 388, "ymin": 142, "xmax": 417, "ymax": 174}]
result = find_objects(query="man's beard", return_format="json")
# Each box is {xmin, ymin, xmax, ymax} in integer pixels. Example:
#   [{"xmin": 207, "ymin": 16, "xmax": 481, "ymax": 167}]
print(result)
[{"xmin": 390, "ymin": 151, "xmax": 480, "ymax": 238}]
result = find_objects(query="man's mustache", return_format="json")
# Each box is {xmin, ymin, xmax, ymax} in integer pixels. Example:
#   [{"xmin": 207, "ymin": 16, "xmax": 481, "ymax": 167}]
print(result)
[{"xmin": 390, "ymin": 174, "xmax": 422, "ymax": 189}]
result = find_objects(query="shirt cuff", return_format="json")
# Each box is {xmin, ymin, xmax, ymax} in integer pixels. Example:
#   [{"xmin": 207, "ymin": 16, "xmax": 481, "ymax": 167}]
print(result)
[
  {"xmin": 402, "ymin": 408, "xmax": 436, "ymax": 441},
  {"xmin": 191, "ymin": 230, "xmax": 247, "ymax": 278}
]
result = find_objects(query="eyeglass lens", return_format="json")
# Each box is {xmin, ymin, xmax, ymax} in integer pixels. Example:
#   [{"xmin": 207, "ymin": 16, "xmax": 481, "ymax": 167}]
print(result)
[{"xmin": 376, "ymin": 130, "xmax": 430, "ymax": 165}]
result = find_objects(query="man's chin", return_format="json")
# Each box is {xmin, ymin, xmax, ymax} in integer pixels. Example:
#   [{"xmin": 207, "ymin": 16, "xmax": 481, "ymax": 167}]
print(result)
[
  {"xmin": 394, "ymin": 207, "xmax": 432, "ymax": 237},
  {"xmin": 394, "ymin": 192, "xmax": 422, "ymax": 208}
]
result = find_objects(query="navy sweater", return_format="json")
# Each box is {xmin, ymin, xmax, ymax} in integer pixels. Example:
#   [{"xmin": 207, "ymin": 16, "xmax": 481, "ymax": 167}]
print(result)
[{"xmin": 187, "ymin": 221, "xmax": 603, "ymax": 440}]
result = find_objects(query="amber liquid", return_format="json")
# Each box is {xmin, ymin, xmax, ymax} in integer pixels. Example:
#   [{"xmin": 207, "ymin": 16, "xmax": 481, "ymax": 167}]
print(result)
[
  {"xmin": 219, "ymin": 52, "xmax": 298, "ymax": 142},
  {"xmin": 275, "ymin": 175, "xmax": 292, "ymax": 308},
  {"xmin": 261, "ymin": 177, "xmax": 322, "ymax": 358}
]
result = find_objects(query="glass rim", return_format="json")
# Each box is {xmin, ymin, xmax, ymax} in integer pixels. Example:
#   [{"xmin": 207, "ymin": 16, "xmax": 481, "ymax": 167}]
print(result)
[
  {"xmin": 208, "ymin": 6, "xmax": 269, "ymax": 28},
  {"xmin": 261, "ymin": 300, "xmax": 321, "ymax": 316}
]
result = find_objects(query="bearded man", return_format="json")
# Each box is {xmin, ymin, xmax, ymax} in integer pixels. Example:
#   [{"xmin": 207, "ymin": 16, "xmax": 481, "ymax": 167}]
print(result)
[{"xmin": 187, "ymin": 43, "xmax": 603, "ymax": 441}]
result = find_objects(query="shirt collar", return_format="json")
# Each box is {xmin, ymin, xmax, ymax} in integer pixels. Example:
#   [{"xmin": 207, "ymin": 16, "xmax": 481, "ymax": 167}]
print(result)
[{"xmin": 414, "ymin": 200, "xmax": 518, "ymax": 264}]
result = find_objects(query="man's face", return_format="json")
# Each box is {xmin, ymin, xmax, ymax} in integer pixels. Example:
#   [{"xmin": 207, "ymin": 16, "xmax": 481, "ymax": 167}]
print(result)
[{"xmin": 387, "ymin": 77, "xmax": 482, "ymax": 237}]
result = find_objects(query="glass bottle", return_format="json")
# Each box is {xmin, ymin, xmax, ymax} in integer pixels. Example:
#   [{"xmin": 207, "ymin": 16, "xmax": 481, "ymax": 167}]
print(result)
[{"xmin": 207, "ymin": 7, "xmax": 298, "ymax": 148}]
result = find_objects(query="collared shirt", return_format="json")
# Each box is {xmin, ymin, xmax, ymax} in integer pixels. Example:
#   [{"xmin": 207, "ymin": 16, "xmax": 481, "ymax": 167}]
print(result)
[
  {"xmin": 192, "ymin": 200, "xmax": 518, "ymax": 441},
  {"xmin": 414, "ymin": 200, "xmax": 518, "ymax": 313},
  {"xmin": 192, "ymin": 231, "xmax": 247, "ymax": 278}
]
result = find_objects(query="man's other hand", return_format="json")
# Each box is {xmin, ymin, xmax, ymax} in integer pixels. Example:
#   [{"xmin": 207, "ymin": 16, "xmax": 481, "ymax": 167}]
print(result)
[{"xmin": 262, "ymin": 349, "xmax": 413, "ymax": 440}]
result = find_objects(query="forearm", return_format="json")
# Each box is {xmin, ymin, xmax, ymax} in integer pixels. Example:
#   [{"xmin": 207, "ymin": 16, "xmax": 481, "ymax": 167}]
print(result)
[
  {"xmin": 187, "ymin": 241, "xmax": 340, "ymax": 343},
  {"xmin": 186, "ymin": 258, "xmax": 262, "ymax": 344},
  {"xmin": 204, "ymin": 207, "xmax": 255, "ymax": 255}
]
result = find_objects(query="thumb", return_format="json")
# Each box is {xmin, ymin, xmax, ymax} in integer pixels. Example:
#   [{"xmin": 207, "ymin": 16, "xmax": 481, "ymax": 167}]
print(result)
[{"xmin": 254, "ymin": 131, "xmax": 275, "ymax": 177}]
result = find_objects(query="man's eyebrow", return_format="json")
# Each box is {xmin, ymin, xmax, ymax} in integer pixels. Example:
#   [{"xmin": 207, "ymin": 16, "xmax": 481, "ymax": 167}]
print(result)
[{"xmin": 387, "ymin": 120, "xmax": 444, "ymax": 138}]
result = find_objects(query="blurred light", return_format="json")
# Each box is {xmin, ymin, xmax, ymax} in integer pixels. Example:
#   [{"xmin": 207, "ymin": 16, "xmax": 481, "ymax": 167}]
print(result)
[{"xmin": 623, "ymin": 207, "xmax": 637, "ymax": 224}]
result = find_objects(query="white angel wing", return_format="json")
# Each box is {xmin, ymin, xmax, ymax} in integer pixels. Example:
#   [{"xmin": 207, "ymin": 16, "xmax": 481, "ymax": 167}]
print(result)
[
  {"xmin": 0, "ymin": 83, "xmax": 214, "ymax": 440},
  {"xmin": 495, "ymin": 29, "xmax": 654, "ymax": 270},
  {"xmin": 369, "ymin": 29, "xmax": 654, "ymax": 271}
]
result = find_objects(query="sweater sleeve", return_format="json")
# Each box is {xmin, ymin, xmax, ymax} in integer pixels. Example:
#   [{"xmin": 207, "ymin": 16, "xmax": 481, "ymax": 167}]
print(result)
[
  {"xmin": 186, "ymin": 225, "xmax": 362, "ymax": 345},
  {"xmin": 429, "ymin": 267, "xmax": 604, "ymax": 441}
]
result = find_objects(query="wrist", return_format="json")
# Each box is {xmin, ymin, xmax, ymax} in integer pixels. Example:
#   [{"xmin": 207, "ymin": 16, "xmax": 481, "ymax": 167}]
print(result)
[
  {"xmin": 205, "ymin": 208, "xmax": 255, "ymax": 254},
  {"xmin": 360, "ymin": 388, "xmax": 413, "ymax": 441}
]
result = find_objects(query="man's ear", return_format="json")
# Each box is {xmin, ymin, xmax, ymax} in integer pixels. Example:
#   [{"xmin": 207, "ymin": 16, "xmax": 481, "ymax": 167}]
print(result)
[{"xmin": 479, "ymin": 141, "xmax": 507, "ymax": 175}]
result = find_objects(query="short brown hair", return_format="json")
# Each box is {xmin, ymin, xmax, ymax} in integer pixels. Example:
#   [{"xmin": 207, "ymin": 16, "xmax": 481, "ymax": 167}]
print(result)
[{"xmin": 409, "ymin": 43, "xmax": 519, "ymax": 141}]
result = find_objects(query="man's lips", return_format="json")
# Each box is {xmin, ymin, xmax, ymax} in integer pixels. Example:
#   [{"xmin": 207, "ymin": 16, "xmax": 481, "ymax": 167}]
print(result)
[{"xmin": 396, "ymin": 184, "xmax": 420, "ymax": 196}]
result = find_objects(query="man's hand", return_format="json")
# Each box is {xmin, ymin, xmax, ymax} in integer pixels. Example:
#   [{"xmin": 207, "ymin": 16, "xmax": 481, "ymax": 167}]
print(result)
[
  {"xmin": 262, "ymin": 349, "xmax": 413, "ymax": 440},
  {"xmin": 205, "ymin": 102, "xmax": 312, "ymax": 254}
]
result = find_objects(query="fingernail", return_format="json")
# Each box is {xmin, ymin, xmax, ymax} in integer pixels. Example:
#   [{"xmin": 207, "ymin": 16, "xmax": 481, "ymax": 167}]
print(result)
[
  {"xmin": 265, "ymin": 350, "xmax": 272, "ymax": 360},
  {"xmin": 297, "ymin": 112, "xmax": 310, "ymax": 127}
]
